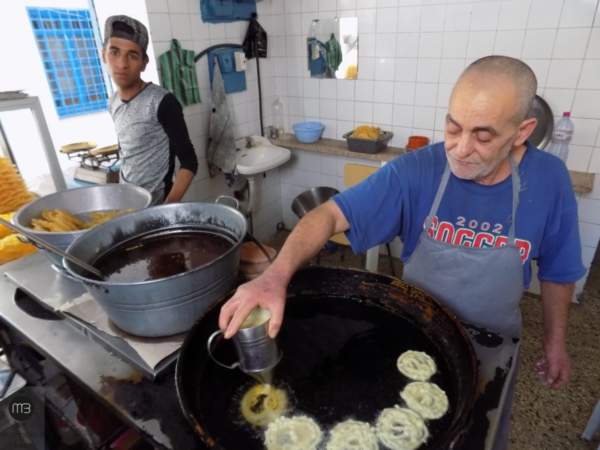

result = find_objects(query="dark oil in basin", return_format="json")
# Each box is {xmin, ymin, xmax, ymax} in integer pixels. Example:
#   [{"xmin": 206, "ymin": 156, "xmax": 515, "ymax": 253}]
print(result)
[
  {"xmin": 198, "ymin": 297, "xmax": 457, "ymax": 449},
  {"xmin": 94, "ymin": 229, "xmax": 234, "ymax": 282}
]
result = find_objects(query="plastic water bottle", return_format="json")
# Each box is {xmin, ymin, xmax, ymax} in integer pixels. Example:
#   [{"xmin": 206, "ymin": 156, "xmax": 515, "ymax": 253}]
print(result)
[
  {"xmin": 271, "ymin": 97, "xmax": 284, "ymax": 136},
  {"xmin": 546, "ymin": 112, "xmax": 574, "ymax": 164}
]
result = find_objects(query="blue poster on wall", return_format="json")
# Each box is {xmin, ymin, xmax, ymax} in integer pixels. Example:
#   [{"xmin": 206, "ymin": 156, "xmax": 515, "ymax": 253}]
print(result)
[
  {"xmin": 200, "ymin": 0, "xmax": 256, "ymax": 23},
  {"xmin": 208, "ymin": 48, "xmax": 246, "ymax": 94}
]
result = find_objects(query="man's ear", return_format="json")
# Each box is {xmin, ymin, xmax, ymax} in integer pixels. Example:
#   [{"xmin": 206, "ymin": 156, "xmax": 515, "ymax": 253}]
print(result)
[
  {"xmin": 514, "ymin": 117, "xmax": 537, "ymax": 147},
  {"xmin": 101, "ymin": 47, "xmax": 107, "ymax": 64},
  {"xmin": 141, "ymin": 55, "xmax": 149, "ymax": 72}
]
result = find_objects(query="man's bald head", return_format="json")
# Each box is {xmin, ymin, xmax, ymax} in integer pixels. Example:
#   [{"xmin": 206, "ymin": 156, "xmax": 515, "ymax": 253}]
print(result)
[
  {"xmin": 457, "ymin": 56, "xmax": 537, "ymax": 124},
  {"xmin": 445, "ymin": 56, "xmax": 539, "ymax": 182}
]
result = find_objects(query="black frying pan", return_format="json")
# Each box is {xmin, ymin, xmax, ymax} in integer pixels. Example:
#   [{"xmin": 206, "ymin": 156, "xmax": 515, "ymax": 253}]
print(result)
[{"xmin": 176, "ymin": 267, "xmax": 477, "ymax": 449}]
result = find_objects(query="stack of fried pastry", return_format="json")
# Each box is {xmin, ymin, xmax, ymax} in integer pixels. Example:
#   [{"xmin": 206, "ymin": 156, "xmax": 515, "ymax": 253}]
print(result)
[{"xmin": 0, "ymin": 157, "xmax": 36, "ymax": 214}]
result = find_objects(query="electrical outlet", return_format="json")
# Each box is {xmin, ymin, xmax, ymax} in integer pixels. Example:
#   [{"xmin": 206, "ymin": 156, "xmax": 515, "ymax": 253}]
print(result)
[{"xmin": 234, "ymin": 52, "xmax": 247, "ymax": 72}]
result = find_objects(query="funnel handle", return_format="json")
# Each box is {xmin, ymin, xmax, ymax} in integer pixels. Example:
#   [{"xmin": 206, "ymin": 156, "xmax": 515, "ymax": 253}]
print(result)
[{"xmin": 207, "ymin": 330, "xmax": 240, "ymax": 370}]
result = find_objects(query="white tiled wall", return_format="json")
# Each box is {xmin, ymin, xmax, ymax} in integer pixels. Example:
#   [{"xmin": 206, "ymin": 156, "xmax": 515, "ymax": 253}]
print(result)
[
  {"xmin": 272, "ymin": 0, "xmax": 600, "ymax": 171},
  {"xmin": 143, "ymin": 0, "xmax": 282, "ymax": 241}
]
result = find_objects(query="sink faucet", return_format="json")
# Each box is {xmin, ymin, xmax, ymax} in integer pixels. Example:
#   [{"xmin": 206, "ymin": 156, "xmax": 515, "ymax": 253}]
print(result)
[{"xmin": 245, "ymin": 136, "xmax": 253, "ymax": 149}]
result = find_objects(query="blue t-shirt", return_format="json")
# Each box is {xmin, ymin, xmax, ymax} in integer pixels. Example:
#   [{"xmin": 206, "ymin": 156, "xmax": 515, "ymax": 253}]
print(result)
[{"xmin": 333, "ymin": 142, "xmax": 586, "ymax": 288}]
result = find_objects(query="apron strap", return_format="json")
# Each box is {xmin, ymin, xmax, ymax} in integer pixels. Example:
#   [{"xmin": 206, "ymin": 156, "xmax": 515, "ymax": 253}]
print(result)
[
  {"xmin": 508, "ymin": 152, "xmax": 520, "ymax": 245},
  {"xmin": 424, "ymin": 153, "xmax": 522, "ymax": 244},
  {"xmin": 424, "ymin": 163, "xmax": 452, "ymax": 231}
]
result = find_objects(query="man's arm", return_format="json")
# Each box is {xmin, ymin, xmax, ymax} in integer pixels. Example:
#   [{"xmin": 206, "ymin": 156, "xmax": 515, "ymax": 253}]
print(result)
[
  {"xmin": 157, "ymin": 94, "xmax": 198, "ymax": 202},
  {"xmin": 536, "ymin": 280, "xmax": 573, "ymax": 389},
  {"xmin": 165, "ymin": 168, "xmax": 195, "ymax": 203},
  {"xmin": 219, "ymin": 200, "xmax": 349, "ymax": 339}
]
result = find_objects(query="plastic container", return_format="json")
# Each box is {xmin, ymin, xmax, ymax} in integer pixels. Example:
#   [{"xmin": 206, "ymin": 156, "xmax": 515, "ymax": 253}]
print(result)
[
  {"xmin": 406, "ymin": 135, "xmax": 430, "ymax": 153},
  {"xmin": 546, "ymin": 112, "xmax": 574, "ymax": 164},
  {"xmin": 343, "ymin": 130, "xmax": 394, "ymax": 154},
  {"xmin": 272, "ymin": 97, "xmax": 284, "ymax": 136},
  {"xmin": 292, "ymin": 122, "xmax": 325, "ymax": 143}
]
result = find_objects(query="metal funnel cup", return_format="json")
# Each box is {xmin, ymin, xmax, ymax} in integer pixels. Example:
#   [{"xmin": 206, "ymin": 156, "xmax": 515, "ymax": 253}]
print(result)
[{"xmin": 208, "ymin": 308, "xmax": 282, "ymax": 377}]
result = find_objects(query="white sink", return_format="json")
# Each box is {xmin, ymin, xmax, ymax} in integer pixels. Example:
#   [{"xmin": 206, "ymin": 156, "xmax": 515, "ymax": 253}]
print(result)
[{"xmin": 235, "ymin": 135, "xmax": 291, "ymax": 176}]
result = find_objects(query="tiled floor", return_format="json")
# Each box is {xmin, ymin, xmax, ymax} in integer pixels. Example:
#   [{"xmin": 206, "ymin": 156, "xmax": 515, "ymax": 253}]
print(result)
[{"xmin": 264, "ymin": 230, "xmax": 600, "ymax": 449}]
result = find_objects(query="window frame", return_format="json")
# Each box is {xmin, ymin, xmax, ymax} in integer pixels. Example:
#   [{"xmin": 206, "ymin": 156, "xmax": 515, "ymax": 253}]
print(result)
[{"xmin": 27, "ymin": 7, "xmax": 109, "ymax": 119}]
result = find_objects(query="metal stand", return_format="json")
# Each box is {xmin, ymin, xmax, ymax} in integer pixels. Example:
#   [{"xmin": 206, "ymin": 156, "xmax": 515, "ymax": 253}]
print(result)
[{"xmin": 0, "ymin": 96, "xmax": 66, "ymax": 191}]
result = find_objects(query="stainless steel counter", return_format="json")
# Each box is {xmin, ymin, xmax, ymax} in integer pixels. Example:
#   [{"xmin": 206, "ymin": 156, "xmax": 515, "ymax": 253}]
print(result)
[
  {"xmin": 270, "ymin": 133, "xmax": 404, "ymax": 163},
  {"xmin": 4, "ymin": 254, "xmax": 178, "ymax": 380},
  {"xmin": 0, "ymin": 257, "xmax": 197, "ymax": 449}
]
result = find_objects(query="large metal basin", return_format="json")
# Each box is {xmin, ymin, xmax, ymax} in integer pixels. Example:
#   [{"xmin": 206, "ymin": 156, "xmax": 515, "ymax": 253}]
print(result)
[
  {"xmin": 63, "ymin": 203, "xmax": 247, "ymax": 337},
  {"xmin": 291, "ymin": 186, "xmax": 340, "ymax": 219},
  {"xmin": 12, "ymin": 185, "xmax": 151, "ymax": 267}
]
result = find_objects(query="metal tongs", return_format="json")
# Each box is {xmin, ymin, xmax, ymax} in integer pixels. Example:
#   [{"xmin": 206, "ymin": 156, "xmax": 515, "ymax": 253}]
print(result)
[{"xmin": 0, "ymin": 217, "xmax": 104, "ymax": 279}]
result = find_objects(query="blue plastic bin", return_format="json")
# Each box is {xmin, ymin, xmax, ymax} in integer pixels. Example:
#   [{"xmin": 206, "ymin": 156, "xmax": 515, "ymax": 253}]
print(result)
[{"xmin": 292, "ymin": 122, "xmax": 325, "ymax": 143}]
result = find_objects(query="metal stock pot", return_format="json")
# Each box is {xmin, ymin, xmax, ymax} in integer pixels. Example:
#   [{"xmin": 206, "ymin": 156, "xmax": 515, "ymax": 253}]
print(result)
[{"xmin": 64, "ymin": 202, "xmax": 247, "ymax": 337}]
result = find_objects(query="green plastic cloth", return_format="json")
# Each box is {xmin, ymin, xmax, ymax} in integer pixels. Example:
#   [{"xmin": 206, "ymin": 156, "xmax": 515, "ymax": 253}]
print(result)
[
  {"xmin": 159, "ymin": 39, "xmax": 201, "ymax": 106},
  {"xmin": 325, "ymin": 34, "xmax": 342, "ymax": 72}
]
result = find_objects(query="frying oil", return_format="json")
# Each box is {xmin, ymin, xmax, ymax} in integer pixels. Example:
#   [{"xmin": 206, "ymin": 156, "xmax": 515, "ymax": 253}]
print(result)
[
  {"xmin": 200, "ymin": 297, "xmax": 455, "ymax": 449},
  {"xmin": 94, "ymin": 229, "xmax": 233, "ymax": 282}
]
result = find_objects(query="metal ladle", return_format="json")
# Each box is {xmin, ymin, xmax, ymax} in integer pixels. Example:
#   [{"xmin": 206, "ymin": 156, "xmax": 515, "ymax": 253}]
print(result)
[{"xmin": 0, "ymin": 217, "xmax": 104, "ymax": 279}]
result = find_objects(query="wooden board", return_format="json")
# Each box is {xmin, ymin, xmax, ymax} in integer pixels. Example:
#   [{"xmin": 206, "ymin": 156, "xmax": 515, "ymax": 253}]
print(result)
[
  {"xmin": 89, "ymin": 144, "xmax": 119, "ymax": 156},
  {"xmin": 329, "ymin": 163, "xmax": 380, "ymax": 248},
  {"xmin": 60, "ymin": 141, "xmax": 97, "ymax": 154},
  {"xmin": 343, "ymin": 163, "xmax": 379, "ymax": 188},
  {"xmin": 330, "ymin": 233, "xmax": 350, "ymax": 246},
  {"xmin": 569, "ymin": 171, "xmax": 594, "ymax": 194},
  {"xmin": 344, "ymin": 165, "xmax": 594, "ymax": 194}
]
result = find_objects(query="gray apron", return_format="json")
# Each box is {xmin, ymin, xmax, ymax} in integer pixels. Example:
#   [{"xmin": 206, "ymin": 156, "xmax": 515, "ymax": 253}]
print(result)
[{"xmin": 403, "ymin": 154, "xmax": 524, "ymax": 450}]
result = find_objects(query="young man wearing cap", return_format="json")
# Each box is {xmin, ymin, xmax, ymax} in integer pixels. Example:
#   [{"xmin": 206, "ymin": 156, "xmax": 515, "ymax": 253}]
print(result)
[{"xmin": 102, "ymin": 15, "xmax": 198, "ymax": 204}]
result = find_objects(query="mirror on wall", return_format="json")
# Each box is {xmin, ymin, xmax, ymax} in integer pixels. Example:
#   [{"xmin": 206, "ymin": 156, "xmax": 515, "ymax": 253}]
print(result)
[{"xmin": 307, "ymin": 17, "xmax": 358, "ymax": 79}]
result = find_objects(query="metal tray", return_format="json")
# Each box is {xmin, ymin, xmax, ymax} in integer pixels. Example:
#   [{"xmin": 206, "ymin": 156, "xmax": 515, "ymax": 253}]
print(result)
[
  {"xmin": 343, "ymin": 130, "xmax": 394, "ymax": 154},
  {"xmin": 527, "ymin": 95, "xmax": 554, "ymax": 150}
]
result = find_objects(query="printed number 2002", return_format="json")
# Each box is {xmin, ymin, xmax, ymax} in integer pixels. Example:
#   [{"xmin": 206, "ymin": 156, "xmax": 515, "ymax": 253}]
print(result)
[{"xmin": 456, "ymin": 216, "xmax": 503, "ymax": 234}]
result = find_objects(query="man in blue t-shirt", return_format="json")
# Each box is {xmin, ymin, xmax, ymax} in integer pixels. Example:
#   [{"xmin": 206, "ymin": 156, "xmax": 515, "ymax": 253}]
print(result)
[{"xmin": 219, "ymin": 56, "xmax": 584, "ymax": 448}]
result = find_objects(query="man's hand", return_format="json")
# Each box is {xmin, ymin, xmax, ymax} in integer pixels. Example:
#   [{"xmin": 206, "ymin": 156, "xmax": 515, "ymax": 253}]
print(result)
[
  {"xmin": 535, "ymin": 341, "xmax": 571, "ymax": 389},
  {"xmin": 219, "ymin": 269, "xmax": 288, "ymax": 339},
  {"xmin": 219, "ymin": 201, "xmax": 349, "ymax": 340},
  {"xmin": 538, "ymin": 280, "xmax": 573, "ymax": 389}
]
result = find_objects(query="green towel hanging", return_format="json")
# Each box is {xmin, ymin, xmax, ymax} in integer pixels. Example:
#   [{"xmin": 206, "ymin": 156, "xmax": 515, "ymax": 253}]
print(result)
[
  {"xmin": 325, "ymin": 34, "xmax": 342, "ymax": 72},
  {"xmin": 159, "ymin": 39, "xmax": 201, "ymax": 106}
]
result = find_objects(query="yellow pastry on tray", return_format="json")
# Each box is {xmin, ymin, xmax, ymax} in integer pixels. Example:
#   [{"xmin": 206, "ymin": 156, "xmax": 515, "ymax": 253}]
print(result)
[
  {"xmin": 345, "ymin": 64, "xmax": 358, "ymax": 80},
  {"xmin": 30, "ymin": 208, "xmax": 133, "ymax": 232},
  {"xmin": 351, "ymin": 125, "xmax": 382, "ymax": 140},
  {"xmin": 0, "ymin": 213, "xmax": 15, "ymax": 239},
  {"xmin": 0, "ymin": 234, "xmax": 37, "ymax": 264},
  {"xmin": 0, "ymin": 157, "xmax": 36, "ymax": 214}
]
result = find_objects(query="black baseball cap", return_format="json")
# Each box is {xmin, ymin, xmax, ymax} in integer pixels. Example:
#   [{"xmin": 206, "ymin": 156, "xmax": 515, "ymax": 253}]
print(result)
[{"xmin": 104, "ymin": 15, "xmax": 149, "ymax": 55}]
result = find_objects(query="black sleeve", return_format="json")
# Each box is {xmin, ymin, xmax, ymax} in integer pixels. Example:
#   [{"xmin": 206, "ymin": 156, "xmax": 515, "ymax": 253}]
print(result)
[{"xmin": 157, "ymin": 93, "xmax": 199, "ymax": 177}]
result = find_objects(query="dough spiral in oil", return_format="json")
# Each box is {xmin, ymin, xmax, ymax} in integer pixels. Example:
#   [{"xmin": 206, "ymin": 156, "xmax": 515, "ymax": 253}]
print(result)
[
  {"xmin": 326, "ymin": 419, "xmax": 378, "ymax": 450},
  {"xmin": 264, "ymin": 416, "xmax": 322, "ymax": 450},
  {"xmin": 400, "ymin": 381, "xmax": 449, "ymax": 420},
  {"xmin": 375, "ymin": 406, "xmax": 429, "ymax": 450},
  {"xmin": 240, "ymin": 384, "xmax": 288, "ymax": 427},
  {"xmin": 397, "ymin": 351, "xmax": 436, "ymax": 381}
]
